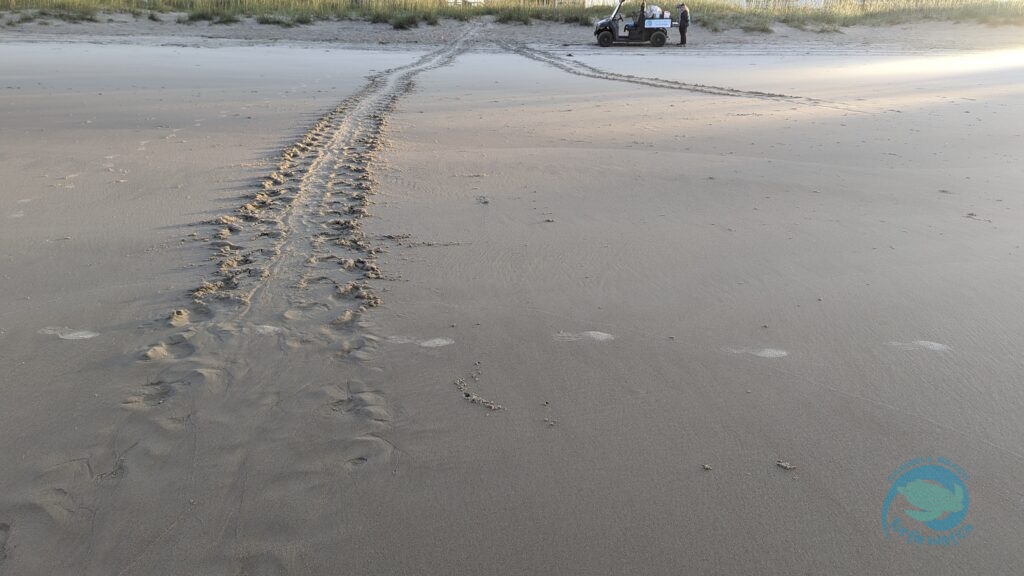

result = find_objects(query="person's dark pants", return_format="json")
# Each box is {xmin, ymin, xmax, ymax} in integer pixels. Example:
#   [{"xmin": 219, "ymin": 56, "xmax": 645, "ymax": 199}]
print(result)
[{"xmin": 679, "ymin": 24, "xmax": 688, "ymax": 45}]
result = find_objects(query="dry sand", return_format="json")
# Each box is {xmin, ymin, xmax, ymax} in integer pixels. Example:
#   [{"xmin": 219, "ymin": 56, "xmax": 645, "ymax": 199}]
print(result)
[{"xmin": 1, "ymin": 14, "xmax": 1023, "ymax": 576}]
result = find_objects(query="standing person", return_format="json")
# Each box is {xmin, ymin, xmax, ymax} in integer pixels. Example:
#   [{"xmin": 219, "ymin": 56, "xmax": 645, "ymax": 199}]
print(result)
[{"xmin": 676, "ymin": 3, "xmax": 690, "ymax": 46}]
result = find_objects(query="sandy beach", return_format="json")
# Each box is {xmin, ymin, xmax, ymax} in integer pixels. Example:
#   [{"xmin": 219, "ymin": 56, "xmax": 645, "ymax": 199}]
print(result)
[{"xmin": 2, "ymin": 14, "xmax": 1023, "ymax": 575}]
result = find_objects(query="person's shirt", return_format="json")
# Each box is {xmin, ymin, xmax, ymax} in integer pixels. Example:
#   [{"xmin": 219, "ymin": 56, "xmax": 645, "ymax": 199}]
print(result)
[{"xmin": 680, "ymin": 7, "xmax": 690, "ymax": 25}]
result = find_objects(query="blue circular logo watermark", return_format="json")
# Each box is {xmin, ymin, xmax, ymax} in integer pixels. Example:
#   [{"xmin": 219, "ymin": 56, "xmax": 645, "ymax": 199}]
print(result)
[{"xmin": 882, "ymin": 457, "xmax": 973, "ymax": 546}]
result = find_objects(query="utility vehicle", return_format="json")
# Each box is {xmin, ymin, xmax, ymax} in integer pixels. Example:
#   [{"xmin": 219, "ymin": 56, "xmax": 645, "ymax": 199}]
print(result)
[{"xmin": 594, "ymin": 0, "xmax": 672, "ymax": 47}]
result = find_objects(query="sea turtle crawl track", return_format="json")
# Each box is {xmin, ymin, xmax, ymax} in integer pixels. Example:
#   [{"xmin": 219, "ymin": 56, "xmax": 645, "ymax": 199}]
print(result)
[
  {"xmin": 18, "ymin": 30, "xmax": 473, "ymax": 576},
  {"xmin": 198, "ymin": 35, "xmax": 470, "ymax": 312},
  {"xmin": 495, "ymin": 39, "xmax": 855, "ymax": 111}
]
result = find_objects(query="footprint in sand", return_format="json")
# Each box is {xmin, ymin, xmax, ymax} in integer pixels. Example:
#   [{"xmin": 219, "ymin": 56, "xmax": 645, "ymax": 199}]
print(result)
[
  {"xmin": 553, "ymin": 331, "xmax": 615, "ymax": 342},
  {"xmin": 889, "ymin": 340, "xmax": 951, "ymax": 352},
  {"xmin": 728, "ymin": 347, "xmax": 788, "ymax": 358},
  {"xmin": 7, "ymin": 211, "xmax": 24, "ymax": 219},
  {"xmin": 123, "ymin": 369, "xmax": 224, "ymax": 411},
  {"xmin": 122, "ymin": 380, "xmax": 175, "ymax": 408},
  {"xmin": 141, "ymin": 333, "xmax": 195, "ymax": 360},
  {"xmin": 39, "ymin": 327, "xmax": 99, "ymax": 340},
  {"xmin": 324, "ymin": 382, "xmax": 391, "ymax": 423}
]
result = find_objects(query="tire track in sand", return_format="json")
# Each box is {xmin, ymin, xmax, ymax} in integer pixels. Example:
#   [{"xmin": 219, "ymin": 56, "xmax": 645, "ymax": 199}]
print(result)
[
  {"xmin": 496, "ymin": 39, "xmax": 858, "ymax": 111},
  {"xmin": 19, "ymin": 30, "xmax": 474, "ymax": 576}
]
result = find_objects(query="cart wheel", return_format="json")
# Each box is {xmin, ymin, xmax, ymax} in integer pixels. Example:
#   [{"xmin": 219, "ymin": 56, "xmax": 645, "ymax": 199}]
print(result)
[
  {"xmin": 650, "ymin": 31, "xmax": 667, "ymax": 47},
  {"xmin": 597, "ymin": 30, "xmax": 613, "ymax": 47}
]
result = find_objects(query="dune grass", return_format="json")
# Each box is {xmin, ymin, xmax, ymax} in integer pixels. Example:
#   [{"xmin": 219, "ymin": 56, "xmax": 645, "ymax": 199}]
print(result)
[
  {"xmin": 0, "ymin": 0, "xmax": 1021, "ymax": 30},
  {"xmin": 0, "ymin": 0, "xmax": 609, "ymax": 28}
]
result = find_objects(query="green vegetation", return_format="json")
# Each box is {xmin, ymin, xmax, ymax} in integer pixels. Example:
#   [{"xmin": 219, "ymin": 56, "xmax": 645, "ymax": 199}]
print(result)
[
  {"xmin": 255, "ymin": 13, "xmax": 296, "ymax": 25},
  {"xmin": 494, "ymin": 9, "xmax": 531, "ymax": 24},
  {"xmin": 389, "ymin": 10, "xmax": 418, "ymax": 28},
  {"xmin": 181, "ymin": 7, "xmax": 240, "ymax": 23},
  {"xmin": 0, "ymin": 0, "xmax": 608, "ymax": 28},
  {"xmin": 0, "ymin": 0, "xmax": 1021, "ymax": 31},
  {"xmin": 740, "ymin": 19, "xmax": 772, "ymax": 33}
]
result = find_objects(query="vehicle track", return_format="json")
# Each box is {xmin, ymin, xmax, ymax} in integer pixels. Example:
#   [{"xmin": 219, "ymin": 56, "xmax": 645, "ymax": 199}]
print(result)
[{"xmin": 497, "ymin": 39, "xmax": 857, "ymax": 111}]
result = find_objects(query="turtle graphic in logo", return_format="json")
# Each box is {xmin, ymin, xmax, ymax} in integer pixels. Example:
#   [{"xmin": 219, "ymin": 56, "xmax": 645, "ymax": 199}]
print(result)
[
  {"xmin": 898, "ymin": 479, "xmax": 964, "ymax": 522},
  {"xmin": 882, "ymin": 458, "xmax": 973, "ymax": 547}
]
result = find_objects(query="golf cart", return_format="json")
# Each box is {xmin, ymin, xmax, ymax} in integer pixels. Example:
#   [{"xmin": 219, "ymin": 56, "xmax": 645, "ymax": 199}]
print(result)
[{"xmin": 594, "ymin": 0, "xmax": 672, "ymax": 47}]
